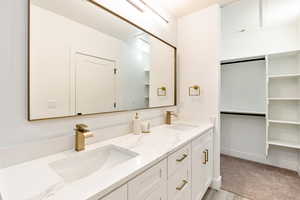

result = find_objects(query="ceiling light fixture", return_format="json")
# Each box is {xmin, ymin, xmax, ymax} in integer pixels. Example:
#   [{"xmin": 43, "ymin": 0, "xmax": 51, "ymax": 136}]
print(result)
[
  {"xmin": 126, "ymin": 0, "xmax": 144, "ymax": 12},
  {"xmin": 139, "ymin": 0, "xmax": 169, "ymax": 23}
]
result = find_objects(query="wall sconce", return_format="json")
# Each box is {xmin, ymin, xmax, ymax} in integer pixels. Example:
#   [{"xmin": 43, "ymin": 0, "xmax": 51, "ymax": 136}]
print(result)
[
  {"xmin": 157, "ymin": 86, "xmax": 167, "ymax": 96},
  {"xmin": 189, "ymin": 85, "xmax": 200, "ymax": 96}
]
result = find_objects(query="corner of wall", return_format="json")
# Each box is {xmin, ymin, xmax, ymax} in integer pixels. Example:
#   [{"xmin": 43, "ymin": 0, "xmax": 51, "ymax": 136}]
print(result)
[{"xmin": 211, "ymin": 176, "xmax": 222, "ymax": 189}]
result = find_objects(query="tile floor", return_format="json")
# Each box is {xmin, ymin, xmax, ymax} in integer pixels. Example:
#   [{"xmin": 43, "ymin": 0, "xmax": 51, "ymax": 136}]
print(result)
[{"xmin": 203, "ymin": 189, "xmax": 250, "ymax": 200}]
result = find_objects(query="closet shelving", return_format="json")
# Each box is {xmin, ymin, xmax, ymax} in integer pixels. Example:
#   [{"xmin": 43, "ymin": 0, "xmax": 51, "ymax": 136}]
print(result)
[
  {"xmin": 266, "ymin": 50, "xmax": 300, "ymax": 154},
  {"xmin": 268, "ymin": 98, "xmax": 300, "ymax": 101},
  {"xmin": 269, "ymin": 74, "xmax": 300, "ymax": 79},
  {"xmin": 268, "ymin": 140, "xmax": 300, "ymax": 150},
  {"xmin": 269, "ymin": 120, "xmax": 300, "ymax": 125}
]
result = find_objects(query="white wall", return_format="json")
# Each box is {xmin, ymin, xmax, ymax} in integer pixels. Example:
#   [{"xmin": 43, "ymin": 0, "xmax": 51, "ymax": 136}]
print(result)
[
  {"xmin": 0, "ymin": 0, "xmax": 177, "ymax": 168},
  {"xmin": 222, "ymin": 25, "xmax": 300, "ymax": 60},
  {"xmin": 149, "ymin": 37, "xmax": 175, "ymax": 107},
  {"xmin": 178, "ymin": 5, "xmax": 221, "ymax": 187},
  {"xmin": 221, "ymin": 0, "xmax": 300, "ymax": 61},
  {"xmin": 221, "ymin": 60, "xmax": 266, "ymax": 113}
]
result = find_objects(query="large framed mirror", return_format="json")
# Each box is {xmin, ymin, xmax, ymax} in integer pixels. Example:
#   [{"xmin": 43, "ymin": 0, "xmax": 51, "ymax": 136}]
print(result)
[{"xmin": 28, "ymin": 0, "xmax": 176, "ymax": 120}]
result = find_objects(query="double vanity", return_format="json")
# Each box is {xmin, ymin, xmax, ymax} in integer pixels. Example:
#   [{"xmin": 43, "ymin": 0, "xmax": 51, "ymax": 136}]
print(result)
[
  {"xmin": 1, "ymin": 0, "xmax": 219, "ymax": 199},
  {"xmin": 0, "ymin": 122, "xmax": 214, "ymax": 200}
]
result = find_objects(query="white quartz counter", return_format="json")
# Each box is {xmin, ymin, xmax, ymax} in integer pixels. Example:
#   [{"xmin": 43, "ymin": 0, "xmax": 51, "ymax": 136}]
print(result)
[{"xmin": 0, "ymin": 122, "xmax": 213, "ymax": 200}]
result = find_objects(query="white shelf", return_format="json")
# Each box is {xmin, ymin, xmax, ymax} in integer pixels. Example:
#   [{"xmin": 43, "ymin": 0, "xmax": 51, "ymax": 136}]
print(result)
[
  {"xmin": 268, "ymin": 139, "xmax": 300, "ymax": 150},
  {"xmin": 268, "ymin": 74, "xmax": 300, "ymax": 79},
  {"xmin": 266, "ymin": 50, "xmax": 300, "ymax": 156},
  {"xmin": 268, "ymin": 78, "xmax": 300, "ymax": 98},
  {"xmin": 268, "ymin": 98, "xmax": 300, "ymax": 101},
  {"xmin": 268, "ymin": 120, "xmax": 300, "ymax": 125}
]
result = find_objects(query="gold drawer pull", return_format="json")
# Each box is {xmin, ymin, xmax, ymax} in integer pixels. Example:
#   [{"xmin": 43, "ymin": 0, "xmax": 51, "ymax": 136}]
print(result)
[
  {"xmin": 176, "ymin": 154, "xmax": 188, "ymax": 162},
  {"xmin": 176, "ymin": 180, "xmax": 188, "ymax": 191},
  {"xmin": 203, "ymin": 149, "xmax": 209, "ymax": 164},
  {"xmin": 203, "ymin": 150, "xmax": 207, "ymax": 164},
  {"xmin": 206, "ymin": 149, "xmax": 209, "ymax": 163}
]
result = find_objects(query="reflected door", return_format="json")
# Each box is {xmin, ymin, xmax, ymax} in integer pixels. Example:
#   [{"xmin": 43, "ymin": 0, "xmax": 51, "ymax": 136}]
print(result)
[{"xmin": 75, "ymin": 53, "xmax": 116, "ymax": 115}]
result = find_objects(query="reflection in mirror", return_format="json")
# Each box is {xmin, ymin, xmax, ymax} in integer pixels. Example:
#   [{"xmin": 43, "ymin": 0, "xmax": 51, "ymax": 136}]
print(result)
[{"xmin": 29, "ymin": 0, "xmax": 175, "ymax": 120}]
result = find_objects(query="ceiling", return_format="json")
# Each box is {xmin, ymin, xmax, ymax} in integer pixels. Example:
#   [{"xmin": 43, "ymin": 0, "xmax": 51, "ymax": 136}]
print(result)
[{"xmin": 152, "ymin": 0, "xmax": 237, "ymax": 17}]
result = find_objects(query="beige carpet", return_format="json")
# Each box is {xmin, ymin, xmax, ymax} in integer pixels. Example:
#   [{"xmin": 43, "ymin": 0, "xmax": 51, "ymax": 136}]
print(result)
[
  {"xmin": 221, "ymin": 155, "xmax": 300, "ymax": 200},
  {"xmin": 203, "ymin": 189, "xmax": 250, "ymax": 200}
]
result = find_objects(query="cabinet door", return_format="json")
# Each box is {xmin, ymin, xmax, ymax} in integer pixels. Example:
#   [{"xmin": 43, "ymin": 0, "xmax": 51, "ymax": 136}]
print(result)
[
  {"xmin": 191, "ymin": 131, "xmax": 213, "ymax": 200},
  {"xmin": 202, "ymin": 137, "xmax": 213, "ymax": 191},
  {"xmin": 144, "ymin": 185, "xmax": 167, "ymax": 200},
  {"xmin": 192, "ymin": 139, "xmax": 207, "ymax": 200},
  {"xmin": 100, "ymin": 185, "xmax": 127, "ymax": 200},
  {"xmin": 128, "ymin": 160, "xmax": 167, "ymax": 200}
]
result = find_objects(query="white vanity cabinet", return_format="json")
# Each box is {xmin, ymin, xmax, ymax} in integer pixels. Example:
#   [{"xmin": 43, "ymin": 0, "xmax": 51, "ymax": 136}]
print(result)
[
  {"xmin": 128, "ymin": 159, "xmax": 167, "ymax": 200},
  {"xmin": 191, "ymin": 130, "xmax": 213, "ymax": 200},
  {"xmin": 167, "ymin": 144, "xmax": 191, "ymax": 200},
  {"xmin": 98, "ymin": 128, "xmax": 214, "ymax": 200},
  {"xmin": 100, "ymin": 185, "xmax": 127, "ymax": 200}
]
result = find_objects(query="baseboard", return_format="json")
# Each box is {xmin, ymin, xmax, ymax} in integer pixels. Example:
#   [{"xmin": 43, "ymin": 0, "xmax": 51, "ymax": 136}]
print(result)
[
  {"xmin": 221, "ymin": 148, "xmax": 298, "ymax": 172},
  {"xmin": 211, "ymin": 176, "xmax": 222, "ymax": 190}
]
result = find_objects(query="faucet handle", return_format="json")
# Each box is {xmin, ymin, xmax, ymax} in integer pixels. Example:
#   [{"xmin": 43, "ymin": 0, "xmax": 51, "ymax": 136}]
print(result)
[
  {"xmin": 75, "ymin": 124, "xmax": 89, "ymax": 132},
  {"xmin": 167, "ymin": 111, "xmax": 178, "ymax": 117}
]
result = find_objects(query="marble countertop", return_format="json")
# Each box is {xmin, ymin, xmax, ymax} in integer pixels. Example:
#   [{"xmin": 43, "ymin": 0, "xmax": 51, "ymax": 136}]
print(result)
[{"xmin": 0, "ymin": 121, "xmax": 213, "ymax": 200}]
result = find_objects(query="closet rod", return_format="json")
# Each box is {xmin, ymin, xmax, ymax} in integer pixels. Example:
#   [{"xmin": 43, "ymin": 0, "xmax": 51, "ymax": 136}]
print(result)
[
  {"xmin": 221, "ymin": 111, "xmax": 266, "ymax": 117},
  {"xmin": 221, "ymin": 57, "xmax": 265, "ymax": 65}
]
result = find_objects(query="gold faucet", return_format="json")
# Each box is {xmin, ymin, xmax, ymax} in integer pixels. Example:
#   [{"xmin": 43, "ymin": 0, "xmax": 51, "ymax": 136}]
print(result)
[
  {"xmin": 75, "ymin": 124, "xmax": 94, "ymax": 152},
  {"xmin": 166, "ymin": 111, "xmax": 178, "ymax": 125}
]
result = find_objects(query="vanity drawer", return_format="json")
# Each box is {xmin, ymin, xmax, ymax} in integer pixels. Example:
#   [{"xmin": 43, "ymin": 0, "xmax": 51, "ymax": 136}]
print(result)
[
  {"xmin": 168, "ymin": 163, "xmax": 191, "ymax": 200},
  {"xmin": 192, "ymin": 129, "xmax": 213, "ymax": 147},
  {"xmin": 168, "ymin": 144, "xmax": 191, "ymax": 177},
  {"xmin": 128, "ymin": 159, "xmax": 167, "ymax": 200}
]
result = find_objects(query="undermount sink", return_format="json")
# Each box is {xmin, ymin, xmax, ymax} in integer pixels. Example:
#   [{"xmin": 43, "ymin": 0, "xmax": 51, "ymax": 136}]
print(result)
[
  {"xmin": 49, "ymin": 145, "xmax": 138, "ymax": 183},
  {"xmin": 167, "ymin": 123, "xmax": 199, "ymax": 131}
]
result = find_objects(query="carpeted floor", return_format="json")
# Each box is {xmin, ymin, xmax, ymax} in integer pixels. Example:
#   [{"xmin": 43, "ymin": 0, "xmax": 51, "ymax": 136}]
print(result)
[
  {"xmin": 221, "ymin": 155, "xmax": 300, "ymax": 200},
  {"xmin": 203, "ymin": 189, "xmax": 250, "ymax": 200}
]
